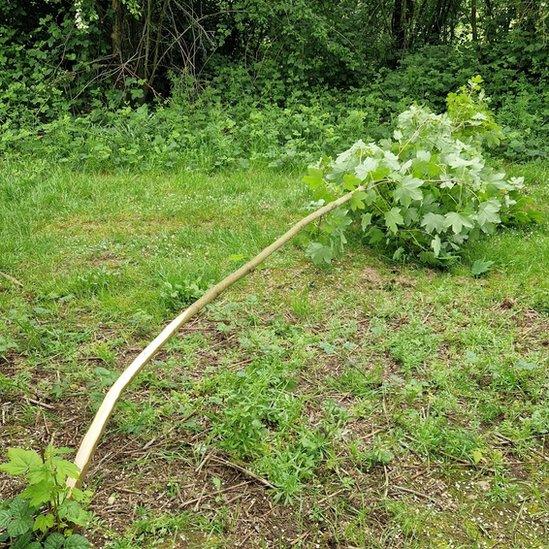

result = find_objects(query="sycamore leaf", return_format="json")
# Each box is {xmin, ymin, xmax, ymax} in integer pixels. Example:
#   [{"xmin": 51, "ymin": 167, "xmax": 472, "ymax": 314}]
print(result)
[
  {"xmin": 362, "ymin": 188, "xmax": 378, "ymax": 207},
  {"xmin": 355, "ymin": 157, "xmax": 379, "ymax": 180},
  {"xmin": 306, "ymin": 242, "xmax": 333, "ymax": 265},
  {"xmin": 361, "ymin": 212, "xmax": 373, "ymax": 230},
  {"xmin": 444, "ymin": 212, "xmax": 474, "ymax": 234},
  {"xmin": 349, "ymin": 190, "xmax": 367, "ymax": 211},
  {"xmin": 476, "ymin": 199, "xmax": 501, "ymax": 226},
  {"xmin": 369, "ymin": 165, "xmax": 391, "ymax": 181},
  {"xmin": 393, "ymin": 247, "xmax": 405, "ymax": 260},
  {"xmin": 399, "ymin": 159, "xmax": 413, "ymax": 173},
  {"xmin": 385, "ymin": 207, "xmax": 404, "ymax": 234},
  {"xmin": 393, "ymin": 176, "xmax": 423, "ymax": 206},
  {"xmin": 0, "ymin": 448, "xmax": 42, "ymax": 476},
  {"xmin": 342, "ymin": 173, "xmax": 362, "ymax": 190},
  {"xmin": 302, "ymin": 168, "xmax": 333, "ymax": 201},
  {"xmin": 367, "ymin": 226, "xmax": 385, "ymax": 244},
  {"xmin": 404, "ymin": 207, "xmax": 419, "ymax": 224},
  {"xmin": 471, "ymin": 259, "xmax": 494, "ymax": 277},
  {"xmin": 421, "ymin": 212, "xmax": 446, "ymax": 233},
  {"xmin": 431, "ymin": 235, "xmax": 442, "ymax": 257},
  {"xmin": 383, "ymin": 150, "xmax": 400, "ymax": 170}
]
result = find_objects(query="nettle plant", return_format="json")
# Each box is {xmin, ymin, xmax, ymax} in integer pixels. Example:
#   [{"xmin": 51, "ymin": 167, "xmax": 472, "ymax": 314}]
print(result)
[
  {"xmin": 0, "ymin": 446, "xmax": 91, "ymax": 548},
  {"xmin": 303, "ymin": 77, "xmax": 534, "ymax": 267}
]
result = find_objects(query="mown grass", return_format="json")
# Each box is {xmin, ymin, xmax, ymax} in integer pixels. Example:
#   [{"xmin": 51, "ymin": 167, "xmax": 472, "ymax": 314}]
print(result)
[{"xmin": 1, "ymin": 159, "xmax": 547, "ymax": 547}]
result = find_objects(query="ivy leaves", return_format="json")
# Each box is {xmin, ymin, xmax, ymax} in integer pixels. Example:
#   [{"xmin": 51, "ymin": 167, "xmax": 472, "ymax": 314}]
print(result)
[{"xmin": 303, "ymin": 82, "xmax": 529, "ymax": 267}]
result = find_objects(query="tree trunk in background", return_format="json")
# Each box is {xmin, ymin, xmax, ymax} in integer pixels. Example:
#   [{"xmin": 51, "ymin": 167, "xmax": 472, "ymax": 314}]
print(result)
[
  {"xmin": 392, "ymin": 0, "xmax": 417, "ymax": 51},
  {"xmin": 471, "ymin": 0, "xmax": 478, "ymax": 41},
  {"xmin": 392, "ymin": 0, "xmax": 406, "ymax": 51},
  {"xmin": 111, "ymin": 0, "xmax": 123, "ymax": 61}
]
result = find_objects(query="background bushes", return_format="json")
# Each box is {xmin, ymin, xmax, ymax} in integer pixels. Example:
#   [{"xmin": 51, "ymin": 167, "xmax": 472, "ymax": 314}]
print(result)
[{"xmin": 0, "ymin": 1, "xmax": 546, "ymax": 170}]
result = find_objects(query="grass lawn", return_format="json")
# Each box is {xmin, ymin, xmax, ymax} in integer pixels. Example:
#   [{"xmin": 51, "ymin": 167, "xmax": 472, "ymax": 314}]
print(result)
[{"xmin": 0, "ymin": 159, "xmax": 547, "ymax": 547}]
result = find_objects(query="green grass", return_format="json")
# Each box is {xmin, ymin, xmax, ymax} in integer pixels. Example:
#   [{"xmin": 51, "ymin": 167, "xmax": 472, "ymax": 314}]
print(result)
[{"xmin": 0, "ymin": 159, "xmax": 547, "ymax": 547}]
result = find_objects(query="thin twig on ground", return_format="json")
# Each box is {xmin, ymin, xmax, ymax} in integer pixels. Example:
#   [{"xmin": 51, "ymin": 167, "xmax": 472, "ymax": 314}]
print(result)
[
  {"xmin": 210, "ymin": 455, "xmax": 275, "ymax": 489},
  {"xmin": 0, "ymin": 271, "xmax": 23, "ymax": 287},
  {"xmin": 391, "ymin": 484, "xmax": 442, "ymax": 507},
  {"xmin": 27, "ymin": 397, "xmax": 56, "ymax": 410},
  {"xmin": 180, "ymin": 480, "xmax": 249, "ymax": 509}
]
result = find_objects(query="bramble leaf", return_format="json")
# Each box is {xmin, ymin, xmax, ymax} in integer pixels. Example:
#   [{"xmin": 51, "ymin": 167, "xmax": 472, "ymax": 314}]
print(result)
[
  {"xmin": 0, "ymin": 448, "xmax": 42, "ymax": 476},
  {"xmin": 64, "ymin": 534, "xmax": 90, "ymax": 549},
  {"xmin": 7, "ymin": 514, "xmax": 33, "ymax": 537},
  {"xmin": 58, "ymin": 501, "xmax": 90, "ymax": 527},
  {"xmin": 54, "ymin": 459, "xmax": 80, "ymax": 482},
  {"xmin": 21, "ymin": 479, "xmax": 55, "ymax": 507},
  {"xmin": 44, "ymin": 533, "xmax": 66, "ymax": 549},
  {"xmin": 0, "ymin": 510, "xmax": 11, "ymax": 530}
]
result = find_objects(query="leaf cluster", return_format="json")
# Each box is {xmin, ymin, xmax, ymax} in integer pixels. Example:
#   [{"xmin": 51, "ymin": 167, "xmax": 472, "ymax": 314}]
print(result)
[{"xmin": 303, "ymin": 79, "xmax": 537, "ymax": 267}]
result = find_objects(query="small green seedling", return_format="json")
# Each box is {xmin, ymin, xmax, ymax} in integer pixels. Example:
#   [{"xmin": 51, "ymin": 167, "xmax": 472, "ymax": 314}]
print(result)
[
  {"xmin": 470, "ymin": 259, "xmax": 494, "ymax": 277},
  {"xmin": 0, "ymin": 446, "xmax": 92, "ymax": 548}
]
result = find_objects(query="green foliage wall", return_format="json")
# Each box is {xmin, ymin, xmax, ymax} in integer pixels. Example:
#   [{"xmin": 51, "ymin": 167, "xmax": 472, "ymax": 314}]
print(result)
[{"xmin": 0, "ymin": 0, "xmax": 546, "ymax": 167}]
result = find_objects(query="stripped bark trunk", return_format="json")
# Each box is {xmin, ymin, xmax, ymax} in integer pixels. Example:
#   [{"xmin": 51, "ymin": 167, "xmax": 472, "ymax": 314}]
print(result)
[{"xmin": 68, "ymin": 184, "xmax": 367, "ymax": 489}]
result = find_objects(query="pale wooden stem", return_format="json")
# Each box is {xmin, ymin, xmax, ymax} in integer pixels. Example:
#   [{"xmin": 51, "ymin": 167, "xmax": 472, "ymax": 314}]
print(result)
[{"xmin": 68, "ymin": 185, "xmax": 364, "ymax": 488}]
